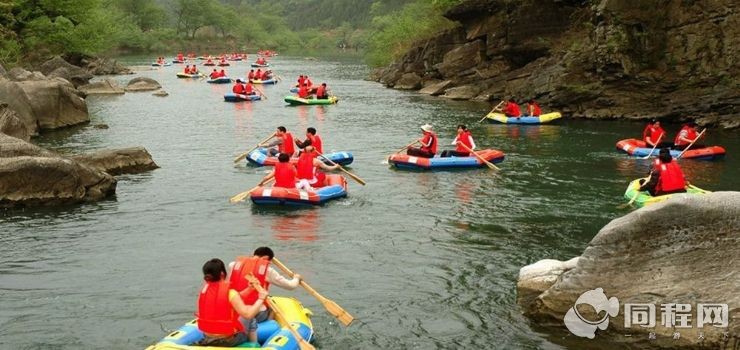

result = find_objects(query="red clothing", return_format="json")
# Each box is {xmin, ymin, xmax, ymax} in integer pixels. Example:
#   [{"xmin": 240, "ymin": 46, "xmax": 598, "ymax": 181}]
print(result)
[
  {"xmin": 254, "ymin": 70, "xmax": 262, "ymax": 80},
  {"xmin": 228, "ymin": 256, "xmax": 269, "ymax": 306},
  {"xmin": 420, "ymin": 132, "xmax": 438, "ymax": 154},
  {"xmin": 308, "ymin": 134, "xmax": 323, "ymax": 154},
  {"xmin": 218, "ymin": 70, "xmax": 226, "ymax": 77},
  {"xmin": 244, "ymin": 83, "xmax": 254, "ymax": 94},
  {"xmin": 273, "ymin": 162, "xmax": 296, "ymax": 188},
  {"xmin": 248, "ymin": 71, "xmax": 255, "ymax": 80},
  {"xmin": 296, "ymin": 152, "xmax": 316, "ymax": 180},
  {"xmin": 196, "ymin": 281, "xmax": 244, "ymax": 335},
  {"xmin": 297, "ymin": 77, "xmax": 305, "ymax": 86},
  {"xmin": 647, "ymin": 126, "xmax": 665, "ymax": 145},
  {"xmin": 306, "ymin": 79, "xmax": 313, "ymax": 87},
  {"xmin": 674, "ymin": 126, "xmax": 698, "ymax": 146},
  {"xmin": 656, "ymin": 160, "xmax": 686, "ymax": 194},
  {"xmin": 642, "ymin": 124, "xmax": 652, "ymax": 141},
  {"xmin": 279, "ymin": 133, "xmax": 296, "ymax": 156},
  {"xmin": 527, "ymin": 103, "xmax": 542, "ymax": 116},
  {"xmin": 455, "ymin": 131, "xmax": 474, "ymax": 153},
  {"xmin": 232, "ymin": 83, "xmax": 245, "ymax": 94},
  {"xmin": 315, "ymin": 85, "xmax": 326, "ymax": 98},
  {"xmin": 210, "ymin": 71, "xmax": 219, "ymax": 79},
  {"xmin": 298, "ymin": 86, "xmax": 309, "ymax": 98},
  {"xmin": 503, "ymin": 102, "xmax": 521, "ymax": 117}
]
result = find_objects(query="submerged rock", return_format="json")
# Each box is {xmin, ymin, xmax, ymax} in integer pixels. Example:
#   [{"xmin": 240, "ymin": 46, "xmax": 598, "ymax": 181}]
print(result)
[
  {"xmin": 125, "ymin": 77, "xmax": 162, "ymax": 92},
  {"xmin": 152, "ymin": 89, "xmax": 168, "ymax": 97},
  {"xmin": 517, "ymin": 192, "xmax": 740, "ymax": 349},
  {"xmin": 71, "ymin": 147, "xmax": 159, "ymax": 175}
]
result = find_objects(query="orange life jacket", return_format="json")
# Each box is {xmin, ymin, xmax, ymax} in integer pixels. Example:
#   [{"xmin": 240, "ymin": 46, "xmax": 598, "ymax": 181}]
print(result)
[
  {"xmin": 648, "ymin": 126, "xmax": 665, "ymax": 145},
  {"xmin": 656, "ymin": 160, "xmax": 686, "ymax": 194},
  {"xmin": 674, "ymin": 126, "xmax": 697, "ymax": 146},
  {"xmin": 504, "ymin": 102, "xmax": 521, "ymax": 117},
  {"xmin": 642, "ymin": 124, "xmax": 652, "ymax": 142},
  {"xmin": 298, "ymin": 86, "xmax": 309, "ymax": 98},
  {"xmin": 232, "ymin": 83, "xmax": 245, "ymax": 94},
  {"xmin": 528, "ymin": 103, "xmax": 542, "ymax": 116},
  {"xmin": 244, "ymin": 83, "xmax": 253, "ymax": 94},
  {"xmin": 308, "ymin": 134, "xmax": 322, "ymax": 154},
  {"xmin": 274, "ymin": 162, "xmax": 296, "ymax": 188},
  {"xmin": 196, "ymin": 281, "xmax": 244, "ymax": 336},
  {"xmin": 279, "ymin": 133, "xmax": 296, "ymax": 156},
  {"xmin": 228, "ymin": 256, "xmax": 270, "ymax": 306},
  {"xmin": 455, "ymin": 131, "xmax": 473, "ymax": 153},
  {"xmin": 421, "ymin": 132, "xmax": 438, "ymax": 154},
  {"xmin": 296, "ymin": 151, "xmax": 316, "ymax": 180},
  {"xmin": 315, "ymin": 85, "xmax": 326, "ymax": 98}
]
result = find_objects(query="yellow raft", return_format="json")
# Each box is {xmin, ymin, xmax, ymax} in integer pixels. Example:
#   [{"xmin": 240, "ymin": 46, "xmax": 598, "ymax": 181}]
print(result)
[{"xmin": 484, "ymin": 112, "xmax": 562, "ymax": 124}]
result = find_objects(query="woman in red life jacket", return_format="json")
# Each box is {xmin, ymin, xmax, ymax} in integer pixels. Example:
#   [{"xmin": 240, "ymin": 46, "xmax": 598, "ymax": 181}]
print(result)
[
  {"xmin": 195, "ymin": 258, "xmax": 267, "ymax": 347},
  {"xmin": 315, "ymin": 83, "xmax": 328, "ymax": 99},
  {"xmin": 247, "ymin": 69, "xmax": 255, "ymax": 81},
  {"xmin": 219, "ymin": 69, "xmax": 227, "ymax": 77},
  {"xmin": 244, "ymin": 81, "xmax": 255, "ymax": 95},
  {"xmin": 262, "ymin": 70, "xmax": 272, "ymax": 80},
  {"xmin": 297, "ymin": 84, "xmax": 310, "ymax": 98},
  {"xmin": 209, "ymin": 69, "xmax": 220, "ymax": 79},
  {"xmin": 260, "ymin": 126, "xmax": 296, "ymax": 157},
  {"xmin": 645, "ymin": 120, "xmax": 672, "ymax": 148},
  {"xmin": 297, "ymin": 75, "xmax": 305, "ymax": 87},
  {"xmin": 673, "ymin": 121, "xmax": 704, "ymax": 150},
  {"xmin": 502, "ymin": 99, "xmax": 522, "ymax": 117},
  {"xmin": 266, "ymin": 153, "xmax": 297, "ymax": 188},
  {"xmin": 526, "ymin": 99, "xmax": 542, "ymax": 116},
  {"xmin": 638, "ymin": 148, "xmax": 688, "ymax": 196},
  {"xmin": 184, "ymin": 65, "xmax": 191, "ymax": 73},
  {"xmin": 441, "ymin": 124, "xmax": 476, "ymax": 157},
  {"xmin": 254, "ymin": 69, "xmax": 263, "ymax": 80},
  {"xmin": 295, "ymin": 146, "xmax": 340, "ymax": 190},
  {"xmin": 232, "ymin": 79, "xmax": 246, "ymax": 94},
  {"xmin": 295, "ymin": 127, "xmax": 323, "ymax": 154},
  {"xmin": 407, "ymin": 124, "xmax": 438, "ymax": 158}
]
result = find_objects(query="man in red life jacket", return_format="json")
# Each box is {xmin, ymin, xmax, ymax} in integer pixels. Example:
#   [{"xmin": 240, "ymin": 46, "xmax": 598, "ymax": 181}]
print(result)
[
  {"xmin": 184, "ymin": 65, "xmax": 191, "ymax": 74},
  {"xmin": 645, "ymin": 120, "xmax": 670, "ymax": 147},
  {"xmin": 266, "ymin": 153, "xmax": 297, "ymax": 188},
  {"xmin": 315, "ymin": 83, "xmax": 328, "ymax": 99},
  {"xmin": 526, "ymin": 99, "xmax": 542, "ymax": 116},
  {"xmin": 502, "ymin": 99, "xmax": 522, "ymax": 117},
  {"xmin": 407, "ymin": 124, "xmax": 438, "ymax": 158},
  {"xmin": 209, "ymin": 69, "xmax": 220, "ymax": 79},
  {"xmin": 227, "ymin": 247, "xmax": 300, "ymax": 340},
  {"xmin": 639, "ymin": 148, "xmax": 687, "ymax": 196},
  {"xmin": 441, "ymin": 124, "xmax": 476, "ymax": 157},
  {"xmin": 295, "ymin": 127, "xmax": 323, "ymax": 154},
  {"xmin": 195, "ymin": 258, "xmax": 267, "ymax": 347},
  {"xmin": 177, "ymin": 52, "xmax": 184, "ymax": 61},
  {"xmin": 206, "ymin": 58, "xmax": 214, "ymax": 65},
  {"xmin": 297, "ymin": 84, "xmax": 310, "ymax": 98},
  {"xmin": 232, "ymin": 79, "xmax": 246, "ymax": 94},
  {"xmin": 261, "ymin": 126, "xmax": 296, "ymax": 157},
  {"xmin": 673, "ymin": 121, "xmax": 704, "ymax": 150},
  {"xmin": 305, "ymin": 76, "xmax": 313, "ymax": 87},
  {"xmin": 295, "ymin": 145, "xmax": 340, "ymax": 190},
  {"xmin": 297, "ymin": 75, "xmax": 305, "ymax": 87},
  {"xmin": 244, "ymin": 81, "xmax": 255, "ymax": 95},
  {"xmin": 254, "ymin": 69, "xmax": 263, "ymax": 80},
  {"xmin": 262, "ymin": 70, "xmax": 272, "ymax": 80},
  {"xmin": 218, "ymin": 69, "xmax": 226, "ymax": 77},
  {"xmin": 247, "ymin": 69, "xmax": 255, "ymax": 81}
]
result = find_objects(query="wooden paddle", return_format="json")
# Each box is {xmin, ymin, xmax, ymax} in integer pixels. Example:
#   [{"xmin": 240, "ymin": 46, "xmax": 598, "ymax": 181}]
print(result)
[
  {"xmin": 458, "ymin": 142, "xmax": 499, "ymax": 170},
  {"xmin": 619, "ymin": 176, "xmax": 650, "ymax": 209},
  {"xmin": 640, "ymin": 133, "xmax": 664, "ymax": 159},
  {"xmin": 246, "ymin": 276, "xmax": 315, "ymax": 350},
  {"xmin": 271, "ymin": 258, "xmax": 354, "ymax": 326},
  {"xmin": 478, "ymin": 100, "xmax": 505, "ymax": 123},
  {"xmin": 229, "ymin": 174, "xmax": 274, "ymax": 203},
  {"xmin": 234, "ymin": 132, "xmax": 276, "ymax": 163},
  {"xmin": 676, "ymin": 128, "xmax": 706, "ymax": 159},
  {"xmin": 316, "ymin": 151, "xmax": 366, "ymax": 186},
  {"xmin": 387, "ymin": 140, "xmax": 419, "ymax": 161},
  {"xmin": 255, "ymin": 85, "xmax": 268, "ymax": 100}
]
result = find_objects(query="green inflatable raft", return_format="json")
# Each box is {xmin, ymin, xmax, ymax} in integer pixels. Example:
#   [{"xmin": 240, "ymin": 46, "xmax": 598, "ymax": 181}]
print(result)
[
  {"xmin": 623, "ymin": 178, "xmax": 710, "ymax": 208},
  {"xmin": 284, "ymin": 96, "xmax": 338, "ymax": 106}
]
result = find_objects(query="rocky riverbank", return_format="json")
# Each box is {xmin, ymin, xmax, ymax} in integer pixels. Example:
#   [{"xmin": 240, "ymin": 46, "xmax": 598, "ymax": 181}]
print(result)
[
  {"xmin": 371, "ymin": 0, "xmax": 739, "ymax": 129},
  {"xmin": 0, "ymin": 56, "xmax": 158, "ymax": 208},
  {"xmin": 517, "ymin": 192, "xmax": 739, "ymax": 349}
]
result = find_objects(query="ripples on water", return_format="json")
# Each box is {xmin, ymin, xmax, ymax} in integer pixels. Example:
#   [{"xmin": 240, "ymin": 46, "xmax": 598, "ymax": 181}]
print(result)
[{"xmin": 0, "ymin": 55, "xmax": 737, "ymax": 349}]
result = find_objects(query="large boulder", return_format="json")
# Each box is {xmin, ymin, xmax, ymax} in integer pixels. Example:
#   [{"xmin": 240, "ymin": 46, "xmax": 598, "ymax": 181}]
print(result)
[
  {"xmin": 125, "ymin": 77, "xmax": 161, "ymax": 92},
  {"xmin": 84, "ymin": 57, "xmax": 132, "ymax": 75},
  {"xmin": 39, "ymin": 56, "xmax": 93, "ymax": 87},
  {"xmin": 71, "ymin": 147, "xmax": 159, "ymax": 175},
  {"xmin": 0, "ymin": 103, "xmax": 30, "ymax": 141},
  {"xmin": 7, "ymin": 67, "xmax": 46, "ymax": 82},
  {"xmin": 441, "ymin": 85, "xmax": 481, "ymax": 100},
  {"xmin": 78, "ymin": 79, "xmax": 125, "ymax": 95},
  {"xmin": 419, "ymin": 80, "xmax": 453, "ymax": 95},
  {"xmin": 0, "ymin": 132, "xmax": 54, "ymax": 158},
  {"xmin": 16, "ymin": 79, "xmax": 89, "ymax": 130},
  {"xmin": 518, "ymin": 192, "xmax": 740, "ymax": 349},
  {"xmin": 0, "ymin": 79, "xmax": 39, "ymax": 135},
  {"xmin": 394, "ymin": 72, "xmax": 422, "ymax": 90}
]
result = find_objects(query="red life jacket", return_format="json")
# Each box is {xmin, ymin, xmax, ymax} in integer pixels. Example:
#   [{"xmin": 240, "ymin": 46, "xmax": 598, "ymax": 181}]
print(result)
[
  {"xmin": 298, "ymin": 86, "xmax": 309, "ymax": 98},
  {"xmin": 206, "ymin": 59, "xmax": 213, "ymax": 64},
  {"xmin": 274, "ymin": 162, "xmax": 296, "ymax": 188},
  {"xmin": 656, "ymin": 160, "xmax": 686, "ymax": 193},
  {"xmin": 244, "ymin": 83, "xmax": 253, "ymax": 94},
  {"xmin": 210, "ymin": 71, "xmax": 219, "ymax": 79},
  {"xmin": 649, "ymin": 126, "xmax": 665, "ymax": 144},
  {"xmin": 232, "ymin": 83, "xmax": 245, "ymax": 94},
  {"xmin": 196, "ymin": 280, "xmax": 244, "ymax": 335},
  {"xmin": 308, "ymin": 134, "xmax": 322, "ymax": 154},
  {"xmin": 255, "ymin": 70, "xmax": 262, "ymax": 80},
  {"xmin": 421, "ymin": 132, "xmax": 438, "ymax": 154},
  {"xmin": 279, "ymin": 133, "xmax": 296, "ymax": 155},
  {"xmin": 528, "ymin": 103, "xmax": 542, "ymax": 116},
  {"xmin": 674, "ymin": 126, "xmax": 697, "ymax": 146},
  {"xmin": 296, "ymin": 151, "xmax": 316, "ymax": 180},
  {"xmin": 504, "ymin": 102, "xmax": 521, "ymax": 117},
  {"xmin": 315, "ymin": 171, "xmax": 327, "ymax": 187},
  {"xmin": 219, "ymin": 70, "xmax": 226, "ymax": 77},
  {"xmin": 642, "ymin": 124, "xmax": 652, "ymax": 142},
  {"xmin": 315, "ymin": 85, "xmax": 326, "ymax": 98},
  {"xmin": 455, "ymin": 131, "xmax": 473, "ymax": 153},
  {"xmin": 228, "ymin": 256, "xmax": 270, "ymax": 306},
  {"xmin": 248, "ymin": 71, "xmax": 255, "ymax": 80},
  {"xmin": 306, "ymin": 79, "xmax": 313, "ymax": 87},
  {"xmin": 298, "ymin": 77, "xmax": 305, "ymax": 86}
]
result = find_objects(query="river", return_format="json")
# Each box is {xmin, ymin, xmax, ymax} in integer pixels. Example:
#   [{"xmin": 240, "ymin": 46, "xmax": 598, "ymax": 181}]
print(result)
[{"xmin": 1, "ymin": 55, "xmax": 737, "ymax": 349}]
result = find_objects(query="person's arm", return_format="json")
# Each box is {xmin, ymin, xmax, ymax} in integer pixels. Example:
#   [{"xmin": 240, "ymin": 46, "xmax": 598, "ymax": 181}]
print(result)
[
  {"xmin": 261, "ymin": 139, "xmax": 282, "ymax": 148},
  {"xmin": 419, "ymin": 135, "xmax": 432, "ymax": 147},
  {"xmin": 229, "ymin": 289, "xmax": 267, "ymax": 319},
  {"xmin": 266, "ymin": 267, "xmax": 300, "ymax": 290},
  {"xmin": 314, "ymin": 159, "xmax": 339, "ymax": 171},
  {"xmin": 451, "ymin": 135, "xmax": 459, "ymax": 146},
  {"xmin": 295, "ymin": 138, "xmax": 311, "ymax": 149},
  {"xmin": 469, "ymin": 135, "xmax": 476, "ymax": 150}
]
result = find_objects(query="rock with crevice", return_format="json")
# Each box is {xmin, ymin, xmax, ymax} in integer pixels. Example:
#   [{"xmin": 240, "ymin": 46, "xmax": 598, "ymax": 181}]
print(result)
[
  {"xmin": 0, "ymin": 78, "xmax": 39, "ymax": 135},
  {"xmin": 16, "ymin": 79, "xmax": 89, "ymax": 130},
  {"xmin": 39, "ymin": 56, "xmax": 93, "ymax": 87},
  {"xmin": 0, "ymin": 104, "xmax": 30, "ymax": 141},
  {"xmin": 394, "ymin": 73, "xmax": 423, "ymax": 90},
  {"xmin": 419, "ymin": 80, "xmax": 453, "ymax": 95},
  {"xmin": 125, "ymin": 77, "xmax": 162, "ymax": 92},
  {"xmin": 441, "ymin": 85, "xmax": 481, "ymax": 100},
  {"xmin": 79, "ymin": 79, "xmax": 125, "ymax": 95},
  {"xmin": 71, "ymin": 147, "xmax": 159, "ymax": 175}
]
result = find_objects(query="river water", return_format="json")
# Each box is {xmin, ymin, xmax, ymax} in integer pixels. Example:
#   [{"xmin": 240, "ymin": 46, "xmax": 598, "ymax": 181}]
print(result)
[{"xmin": 1, "ymin": 56, "xmax": 738, "ymax": 349}]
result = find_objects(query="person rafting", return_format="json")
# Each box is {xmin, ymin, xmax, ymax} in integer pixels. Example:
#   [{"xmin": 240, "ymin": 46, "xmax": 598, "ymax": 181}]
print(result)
[
  {"xmin": 195, "ymin": 258, "xmax": 267, "ymax": 347},
  {"xmin": 156, "ymin": 57, "xmax": 164, "ymax": 65},
  {"xmin": 232, "ymin": 79, "xmax": 246, "ymax": 94},
  {"xmin": 441, "ymin": 125, "xmax": 476, "ymax": 157},
  {"xmin": 673, "ymin": 121, "xmax": 704, "ymax": 150},
  {"xmin": 315, "ymin": 83, "xmax": 329, "ymax": 99},
  {"xmin": 644, "ymin": 119, "xmax": 671, "ymax": 148},
  {"xmin": 184, "ymin": 65, "xmax": 191, "ymax": 73},
  {"xmin": 262, "ymin": 70, "xmax": 272, "ymax": 80},
  {"xmin": 297, "ymin": 84, "xmax": 310, "ymax": 98},
  {"xmin": 261, "ymin": 126, "xmax": 295, "ymax": 157},
  {"xmin": 244, "ymin": 80, "xmax": 255, "ymax": 95},
  {"xmin": 177, "ymin": 52, "xmax": 184, "ymax": 61},
  {"xmin": 209, "ymin": 69, "xmax": 220, "ymax": 79},
  {"xmin": 254, "ymin": 69, "xmax": 263, "ymax": 80},
  {"xmin": 205, "ymin": 58, "xmax": 214, "ymax": 65},
  {"xmin": 407, "ymin": 124, "xmax": 438, "ymax": 158},
  {"xmin": 219, "ymin": 58, "xmax": 228, "ymax": 65},
  {"xmin": 502, "ymin": 99, "xmax": 522, "ymax": 117},
  {"xmin": 295, "ymin": 127, "xmax": 323, "ymax": 154},
  {"xmin": 218, "ymin": 69, "xmax": 227, "ymax": 77},
  {"xmin": 247, "ymin": 69, "xmax": 255, "ymax": 81},
  {"xmin": 269, "ymin": 153, "xmax": 297, "ymax": 188},
  {"xmin": 297, "ymin": 75, "xmax": 305, "ymax": 87},
  {"xmin": 526, "ymin": 99, "xmax": 542, "ymax": 117},
  {"xmin": 227, "ymin": 247, "xmax": 301, "ymax": 341},
  {"xmin": 296, "ymin": 145, "xmax": 340, "ymax": 190},
  {"xmin": 638, "ymin": 148, "xmax": 687, "ymax": 196},
  {"xmin": 305, "ymin": 76, "xmax": 313, "ymax": 87}
]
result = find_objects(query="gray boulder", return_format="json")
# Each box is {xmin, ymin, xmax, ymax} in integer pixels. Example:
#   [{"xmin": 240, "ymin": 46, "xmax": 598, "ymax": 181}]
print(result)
[
  {"xmin": 16, "ymin": 79, "xmax": 89, "ymax": 130},
  {"xmin": 7, "ymin": 67, "xmax": 46, "ymax": 82},
  {"xmin": 419, "ymin": 80, "xmax": 453, "ymax": 96},
  {"xmin": 0, "ymin": 103, "xmax": 30, "ymax": 141},
  {"xmin": 39, "ymin": 56, "xmax": 93, "ymax": 87},
  {"xmin": 152, "ymin": 89, "xmax": 168, "ymax": 97},
  {"xmin": 71, "ymin": 147, "xmax": 159, "ymax": 175},
  {"xmin": 0, "ymin": 78, "xmax": 39, "ymax": 135},
  {"xmin": 441, "ymin": 85, "xmax": 480, "ymax": 100},
  {"xmin": 394, "ymin": 73, "xmax": 422, "ymax": 90},
  {"xmin": 85, "ymin": 57, "xmax": 132, "ymax": 75},
  {"xmin": 125, "ymin": 77, "xmax": 161, "ymax": 92},
  {"xmin": 79, "ymin": 79, "xmax": 125, "ymax": 95},
  {"xmin": 0, "ymin": 132, "xmax": 54, "ymax": 158},
  {"xmin": 518, "ymin": 192, "xmax": 740, "ymax": 349}
]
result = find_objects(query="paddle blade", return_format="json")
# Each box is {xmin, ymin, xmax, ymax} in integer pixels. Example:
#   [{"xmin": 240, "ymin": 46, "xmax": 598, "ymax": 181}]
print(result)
[
  {"xmin": 233, "ymin": 152, "xmax": 248, "ymax": 163},
  {"xmin": 320, "ymin": 297, "xmax": 354, "ymax": 326}
]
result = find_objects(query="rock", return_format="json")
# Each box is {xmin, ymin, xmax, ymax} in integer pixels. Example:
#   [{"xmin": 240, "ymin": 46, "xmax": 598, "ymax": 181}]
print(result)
[
  {"xmin": 0, "ymin": 132, "xmax": 54, "ymax": 158},
  {"xmin": 394, "ymin": 73, "xmax": 422, "ymax": 90},
  {"xmin": 0, "ymin": 103, "xmax": 30, "ymax": 141},
  {"xmin": 71, "ymin": 147, "xmax": 159, "ymax": 175},
  {"xmin": 435, "ymin": 40, "xmax": 482, "ymax": 78},
  {"xmin": 93, "ymin": 124, "xmax": 109, "ymax": 129},
  {"xmin": 517, "ymin": 257, "xmax": 580, "ymax": 313},
  {"xmin": 125, "ymin": 77, "xmax": 161, "ymax": 92},
  {"xmin": 39, "ymin": 56, "xmax": 93, "ymax": 87},
  {"xmin": 518, "ymin": 192, "xmax": 740, "ymax": 348},
  {"xmin": 0, "ymin": 79, "xmax": 39, "ymax": 135},
  {"xmin": 7, "ymin": 67, "xmax": 45, "ymax": 82},
  {"xmin": 441, "ymin": 85, "xmax": 480, "ymax": 100},
  {"xmin": 152, "ymin": 89, "xmax": 168, "ymax": 97},
  {"xmin": 85, "ymin": 57, "xmax": 132, "ymax": 75},
  {"xmin": 0, "ymin": 63, "xmax": 6, "ymax": 77},
  {"xmin": 16, "ymin": 79, "xmax": 89, "ymax": 130},
  {"xmin": 419, "ymin": 80, "xmax": 453, "ymax": 95},
  {"xmin": 79, "ymin": 79, "xmax": 125, "ymax": 95}
]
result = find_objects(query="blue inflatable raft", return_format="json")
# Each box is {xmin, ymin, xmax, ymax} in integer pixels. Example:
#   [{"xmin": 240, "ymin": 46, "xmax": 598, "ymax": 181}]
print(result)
[
  {"xmin": 224, "ymin": 93, "xmax": 262, "ymax": 102},
  {"xmin": 251, "ymin": 174, "xmax": 348, "ymax": 206},
  {"xmin": 207, "ymin": 77, "xmax": 232, "ymax": 84},
  {"xmin": 247, "ymin": 148, "xmax": 353, "ymax": 167}
]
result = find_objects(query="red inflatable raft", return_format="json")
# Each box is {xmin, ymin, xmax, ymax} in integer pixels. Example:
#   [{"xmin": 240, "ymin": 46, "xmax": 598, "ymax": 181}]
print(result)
[
  {"xmin": 250, "ymin": 174, "xmax": 348, "ymax": 206},
  {"xmin": 616, "ymin": 139, "xmax": 725, "ymax": 160}
]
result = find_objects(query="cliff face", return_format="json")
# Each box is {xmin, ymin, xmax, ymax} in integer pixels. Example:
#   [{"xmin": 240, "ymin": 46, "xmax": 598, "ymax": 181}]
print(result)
[{"xmin": 372, "ymin": 0, "xmax": 739, "ymax": 128}]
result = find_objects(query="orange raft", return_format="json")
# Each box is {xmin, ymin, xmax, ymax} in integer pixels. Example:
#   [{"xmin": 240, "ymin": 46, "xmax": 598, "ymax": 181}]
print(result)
[
  {"xmin": 250, "ymin": 174, "xmax": 348, "ymax": 206},
  {"xmin": 388, "ymin": 149, "xmax": 505, "ymax": 170},
  {"xmin": 615, "ymin": 139, "xmax": 725, "ymax": 160}
]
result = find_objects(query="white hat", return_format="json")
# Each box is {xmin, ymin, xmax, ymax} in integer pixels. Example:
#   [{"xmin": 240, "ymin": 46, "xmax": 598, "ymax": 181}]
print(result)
[{"xmin": 421, "ymin": 124, "xmax": 433, "ymax": 132}]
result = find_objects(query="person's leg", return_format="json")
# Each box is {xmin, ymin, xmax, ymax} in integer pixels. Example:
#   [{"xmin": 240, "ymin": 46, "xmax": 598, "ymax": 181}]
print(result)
[
  {"xmin": 420, "ymin": 150, "xmax": 435, "ymax": 158},
  {"xmin": 406, "ymin": 147, "xmax": 422, "ymax": 157},
  {"xmin": 451, "ymin": 151, "xmax": 469, "ymax": 157},
  {"xmin": 440, "ymin": 150, "xmax": 451, "ymax": 157}
]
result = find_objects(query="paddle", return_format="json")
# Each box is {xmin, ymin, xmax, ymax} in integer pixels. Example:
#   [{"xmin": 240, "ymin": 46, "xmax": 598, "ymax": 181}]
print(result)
[
  {"xmin": 229, "ymin": 174, "xmax": 274, "ymax": 203},
  {"xmin": 676, "ymin": 128, "xmax": 706, "ymax": 159},
  {"xmin": 234, "ymin": 132, "xmax": 276, "ymax": 163},
  {"xmin": 272, "ymin": 258, "xmax": 354, "ymax": 326},
  {"xmin": 640, "ymin": 133, "xmax": 664, "ymax": 159},
  {"xmin": 478, "ymin": 100, "xmax": 505, "ymax": 123},
  {"xmin": 316, "ymin": 151, "xmax": 366, "ymax": 186},
  {"xmin": 255, "ymin": 85, "xmax": 268, "ymax": 100},
  {"xmin": 388, "ymin": 140, "xmax": 419, "ymax": 161},
  {"xmin": 246, "ymin": 276, "xmax": 315, "ymax": 350},
  {"xmin": 458, "ymin": 142, "xmax": 499, "ymax": 170},
  {"xmin": 618, "ymin": 176, "xmax": 651, "ymax": 209}
]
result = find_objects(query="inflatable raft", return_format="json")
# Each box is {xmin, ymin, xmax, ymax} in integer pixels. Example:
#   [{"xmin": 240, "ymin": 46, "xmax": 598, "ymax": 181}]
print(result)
[
  {"xmin": 485, "ymin": 112, "xmax": 562, "ymax": 124},
  {"xmin": 250, "ymin": 78, "xmax": 277, "ymax": 85},
  {"xmin": 623, "ymin": 178, "xmax": 710, "ymax": 208},
  {"xmin": 284, "ymin": 96, "xmax": 338, "ymax": 106},
  {"xmin": 251, "ymin": 63, "xmax": 270, "ymax": 68},
  {"xmin": 251, "ymin": 174, "xmax": 348, "ymax": 206},
  {"xmin": 616, "ymin": 139, "xmax": 725, "ymax": 160},
  {"xmin": 289, "ymin": 86, "xmax": 318, "ymax": 94},
  {"xmin": 224, "ymin": 93, "xmax": 262, "ymax": 102},
  {"xmin": 246, "ymin": 148, "xmax": 353, "ymax": 166},
  {"xmin": 152, "ymin": 62, "xmax": 171, "ymax": 67},
  {"xmin": 217, "ymin": 62, "xmax": 230, "ymax": 66},
  {"xmin": 388, "ymin": 149, "xmax": 505, "ymax": 170},
  {"xmin": 145, "ymin": 296, "xmax": 313, "ymax": 350},
  {"xmin": 177, "ymin": 73, "xmax": 202, "ymax": 79},
  {"xmin": 172, "ymin": 59, "xmax": 185, "ymax": 64},
  {"xmin": 207, "ymin": 77, "xmax": 232, "ymax": 84}
]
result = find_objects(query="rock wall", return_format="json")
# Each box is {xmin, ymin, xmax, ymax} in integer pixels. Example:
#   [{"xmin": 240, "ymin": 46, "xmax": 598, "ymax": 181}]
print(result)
[{"xmin": 372, "ymin": 0, "xmax": 739, "ymax": 128}]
